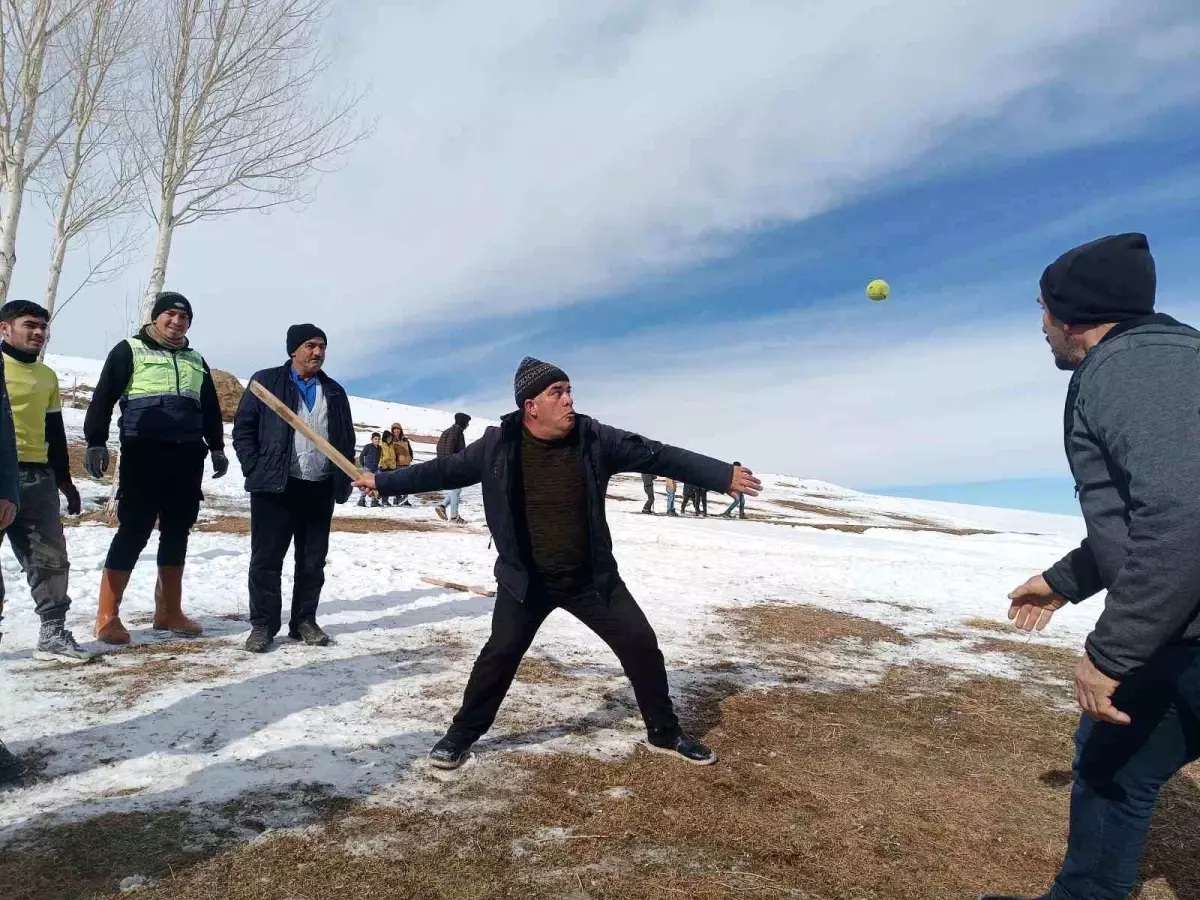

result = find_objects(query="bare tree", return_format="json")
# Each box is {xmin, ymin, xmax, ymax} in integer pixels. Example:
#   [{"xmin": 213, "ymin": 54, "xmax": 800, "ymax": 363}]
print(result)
[
  {"xmin": 0, "ymin": 0, "xmax": 90, "ymax": 304},
  {"xmin": 40, "ymin": 0, "xmax": 144, "ymax": 339},
  {"xmin": 135, "ymin": 0, "xmax": 366, "ymax": 320}
]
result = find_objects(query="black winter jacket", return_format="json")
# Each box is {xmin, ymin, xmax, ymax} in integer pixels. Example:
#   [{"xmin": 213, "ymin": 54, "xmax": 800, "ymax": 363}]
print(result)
[
  {"xmin": 84, "ymin": 328, "xmax": 224, "ymax": 450},
  {"xmin": 436, "ymin": 422, "xmax": 466, "ymax": 458},
  {"xmin": 1044, "ymin": 314, "xmax": 1200, "ymax": 679},
  {"xmin": 377, "ymin": 412, "xmax": 732, "ymax": 601},
  {"xmin": 231, "ymin": 363, "xmax": 356, "ymax": 503}
]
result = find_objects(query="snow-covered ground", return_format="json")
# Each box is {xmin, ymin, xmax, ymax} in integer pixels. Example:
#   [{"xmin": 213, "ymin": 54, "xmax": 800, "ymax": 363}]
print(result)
[{"xmin": 0, "ymin": 354, "xmax": 1094, "ymax": 838}]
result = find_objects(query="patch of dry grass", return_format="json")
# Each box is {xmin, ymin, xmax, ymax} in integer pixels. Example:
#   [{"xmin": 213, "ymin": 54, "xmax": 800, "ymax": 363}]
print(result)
[
  {"xmin": 962, "ymin": 616, "xmax": 1013, "ymax": 633},
  {"xmin": 196, "ymin": 515, "xmax": 456, "ymax": 535},
  {"xmin": 0, "ymin": 811, "xmax": 209, "ymax": 900},
  {"xmin": 74, "ymin": 641, "xmax": 229, "ymax": 707},
  {"xmin": 74, "ymin": 663, "xmax": 1198, "ymax": 900},
  {"xmin": 515, "ymin": 656, "xmax": 577, "ymax": 685},
  {"xmin": 723, "ymin": 602, "xmax": 912, "ymax": 648}
]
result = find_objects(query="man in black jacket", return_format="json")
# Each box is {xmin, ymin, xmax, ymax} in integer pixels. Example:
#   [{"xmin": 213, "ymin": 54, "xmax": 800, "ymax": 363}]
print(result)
[
  {"xmin": 355, "ymin": 356, "xmax": 761, "ymax": 768},
  {"xmin": 232, "ymin": 325, "xmax": 356, "ymax": 653},
  {"xmin": 84, "ymin": 292, "xmax": 228, "ymax": 644},
  {"xmin": 434, "ymin": 412, "xmax": 470, "ymax": 523},
  {"xmin": 983, "ymin": 234, "xmax": 1200, "ymax": 900}
]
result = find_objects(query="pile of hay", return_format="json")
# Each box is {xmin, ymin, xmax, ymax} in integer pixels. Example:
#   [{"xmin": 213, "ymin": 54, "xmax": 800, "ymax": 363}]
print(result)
[{"xmin": 209, "ymin": 369, "xmax": 244, "ymax": 423}]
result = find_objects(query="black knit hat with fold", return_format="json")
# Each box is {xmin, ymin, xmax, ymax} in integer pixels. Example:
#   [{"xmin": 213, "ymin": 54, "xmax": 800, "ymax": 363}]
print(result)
[
  {"xmin": 514, "ymin": 356, "xmax": 569, "ymax": 407},
  {"xmin": 1040, "ymin": 233, "xmax": 1156, "ymax": 326}
]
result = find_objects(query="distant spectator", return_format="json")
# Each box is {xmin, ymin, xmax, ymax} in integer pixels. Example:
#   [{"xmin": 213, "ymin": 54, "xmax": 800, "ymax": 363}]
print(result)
[
  {"xmin": 641, "ymin": 473, "xmax": 655, "ymax": 514},
  {"xmin": 434, "ymin": 412, "xmax": 470, "ymax": 524},
  {"xmin": 358, "ymin": 433, "xmax": 382, "ymax": 507},
  {"xmin": 695, "ymin": 487, "xmax": 708, "ymax": 517},
  {"xmin": 722, "ymin": 462, "xmax": 746, "ymax": 519},
  {"xmin": 377, "ymin": 431, "xmax": 396, "ymax": 506},
  {"xmin": 679, "ymin": 483, "xmax": 696, "ymax": 515},
  {"xmin": 664, "ymin": 477, "xmax": 678, "ymax": 517},
  {"xmin": 389, "ymin": 423, "xmax": 414, "ymax": 507}
]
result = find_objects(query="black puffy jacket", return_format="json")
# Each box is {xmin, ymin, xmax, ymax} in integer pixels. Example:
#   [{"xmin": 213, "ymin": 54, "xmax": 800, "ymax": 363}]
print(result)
[
  {"xmin": 231, "ymin": 363, "xmax": 356, "ymax": 503},
  {"xmin": 377, "ymin": 411, "xmax": 732, "ymax": 601}
]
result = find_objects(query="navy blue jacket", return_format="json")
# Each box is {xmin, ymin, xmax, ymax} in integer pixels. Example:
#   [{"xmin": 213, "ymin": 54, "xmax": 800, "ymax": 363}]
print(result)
[
  {"xmin": 360, "ymin": 441, "xmax": 381, "ymax": 473},
  {"xmin": 377, "ymin": 412, "xmax": 733, "ymax": 601},
  {"xmin": 231, "ymin": 363, "xmax": 356, "ymax": 503}
]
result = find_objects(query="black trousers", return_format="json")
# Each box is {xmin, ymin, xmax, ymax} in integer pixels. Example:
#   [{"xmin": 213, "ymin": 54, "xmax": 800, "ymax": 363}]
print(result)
[
  {"xmin": 642, "ymin": 476, "xmax": 655, "ymax": 513},
  {"xmin": 248, "ymin": 478, "xmax": 335, "ymax": 637},
  {"xmin": 450, "ymin": 581, "xmax": 680, "ymax": 741},
  {"xmin": 105, "ymin": 439, "xmax": 206, "ymax": 570}
]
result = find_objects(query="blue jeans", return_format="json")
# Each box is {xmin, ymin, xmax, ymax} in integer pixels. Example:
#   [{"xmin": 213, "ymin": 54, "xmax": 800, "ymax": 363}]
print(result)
[
  {"xmin": 1050, "ymin": 644, "xmax": 1200, "ymax": 900},
  {"xmin": 445, "ymin": 488, "xmax": 461, "ymax": 519},
  {"xmin": 666, "ymin": 486, "xmax": 676, "ymax": 513},
  {"xmin": 724, "ymin": 493, "xmax": 744, "ymax": 516}
]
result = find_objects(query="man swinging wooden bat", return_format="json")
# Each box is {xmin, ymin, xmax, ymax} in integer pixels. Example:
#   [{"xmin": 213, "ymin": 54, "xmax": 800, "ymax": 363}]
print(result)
[
  {"xmin": 353, "ymin": 356, "xmax": 762, "ymax": 769},
  {"xmin": 231, "ymin": 325, "xmax": 357, "ymax": 653}
]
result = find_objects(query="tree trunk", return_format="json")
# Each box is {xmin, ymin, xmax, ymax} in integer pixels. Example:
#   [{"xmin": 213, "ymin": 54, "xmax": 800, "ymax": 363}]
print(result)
[
  {"xmin": 141, "ymin": 214, "xmax": 175, "ymax": 322},
  {"xmin": 0, "ymin": 178, "xmax": 27, "ymax": 305}
]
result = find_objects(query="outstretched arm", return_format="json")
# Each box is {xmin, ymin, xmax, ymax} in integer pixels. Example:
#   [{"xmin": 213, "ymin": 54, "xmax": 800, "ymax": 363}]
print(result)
[
  {"xmin": 597, "ymin": 422, "xmax": 760, "ymax": 496},
  {"xmin": 367, "ymin": 435, "xmax": 486, "ymax": 496}
]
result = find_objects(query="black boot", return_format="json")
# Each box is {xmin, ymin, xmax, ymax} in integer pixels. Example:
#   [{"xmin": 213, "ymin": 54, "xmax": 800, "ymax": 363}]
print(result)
[
  {"xmin": 646, "ymin": 729, "xmax": 716, "ymax": 765},
  {"xmin": 428, "ymin": 731, "xmax": 475, "ymax": 770},
  {"xmin": 244, "ymin": 627, "xmax": 273, "ymax": 653},
  {"xmin": 290, "ymin": 619, "xmax": 330, "ymax": 646}
]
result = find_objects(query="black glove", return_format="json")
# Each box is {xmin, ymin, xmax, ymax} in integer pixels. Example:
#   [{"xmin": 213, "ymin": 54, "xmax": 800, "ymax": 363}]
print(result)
[
  {"xmin": 59, "ymin": 481, "xmax": 82, "ymax": 515},
  {"xmin": 211, "ymin": 450, "xmax": 229, "ymax": 479},
  {"xmin": 84, "ymin": 446, "xmax": 109, "ymax": 480}
]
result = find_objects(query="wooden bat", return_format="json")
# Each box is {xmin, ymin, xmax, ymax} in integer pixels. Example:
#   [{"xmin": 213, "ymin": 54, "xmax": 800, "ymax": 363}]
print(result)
[
  {"xmin": 248, "ymin": 380, "xmax": 363, "ymax": 481},
  {"xmin": 421, "ymin": 576, "xmax": 496, "ymax": 598}
]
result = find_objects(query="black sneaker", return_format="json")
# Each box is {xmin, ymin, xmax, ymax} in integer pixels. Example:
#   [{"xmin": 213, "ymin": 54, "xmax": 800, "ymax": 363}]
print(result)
[
  {"xmin": 435, "ymin": 505, "xmax": 447, "ymax": 521},
  {"xmin": 244, "ymin": 627, "xmax": 273, "ymax": 653},
  {"xmin": 428, "ymin": 732, "xmax": 474, "ymax": 770},
  {"xmin": 645, "ymin": 729, "xmax": 717, "ymax": 765},
  {"xmin": 0, "ymin": 740, "xmax": 26, "ymax": 786},
  {"xmin": 289, "ymin": 619, "xmax": 330, "ymax": 646},
  {"xmin": 35, "ymin": 621, "xmax": 94, "ymax": 664}
]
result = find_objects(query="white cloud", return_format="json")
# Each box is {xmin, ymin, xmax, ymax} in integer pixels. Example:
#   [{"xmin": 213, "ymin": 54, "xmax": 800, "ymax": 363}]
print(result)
[{"xmin": 17, "ymin": 0, "xmax": 1199, "ymax": 373}]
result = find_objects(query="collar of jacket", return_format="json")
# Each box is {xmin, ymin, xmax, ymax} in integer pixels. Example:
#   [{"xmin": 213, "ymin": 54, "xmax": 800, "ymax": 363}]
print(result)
[
  {"xmin": 278, "ymin": 361, "xmax": 337, "ymax": 391},
  {"xmin": 136, "ymin": 324, "xmax": 190, "ymax": 352},
  {"xmin": 1, "ymin": 342, "xmax": 38, "ymax": 364},
  {"xmin": 1095, "ymin": 312, "xmax": 1185, "ymax": 348},
  {"xmin": 499, "ymin": 409, "xmax": 590, "ymax": 446}
]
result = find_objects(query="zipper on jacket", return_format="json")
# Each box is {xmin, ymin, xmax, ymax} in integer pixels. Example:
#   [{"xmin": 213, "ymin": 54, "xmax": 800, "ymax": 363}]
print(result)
[{"xmin": 172, "ymin": 352, "xmax": 182, "ymax": 396}]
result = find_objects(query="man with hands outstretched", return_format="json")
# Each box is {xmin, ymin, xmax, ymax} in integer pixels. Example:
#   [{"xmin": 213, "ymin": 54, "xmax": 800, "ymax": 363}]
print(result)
[
  {"xmin": 355, "ymin": 356, "xmax": 762, "ymax": 770},
  {"xmin": 981, "ymin": 235, "xmax": 1200, "ymax": 900}
]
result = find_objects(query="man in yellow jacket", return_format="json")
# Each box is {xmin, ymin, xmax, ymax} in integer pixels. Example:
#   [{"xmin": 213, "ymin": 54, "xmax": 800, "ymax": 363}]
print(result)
[{"xmin": 0, "ymin": 301, "xmax": 89, "ymax": 663}]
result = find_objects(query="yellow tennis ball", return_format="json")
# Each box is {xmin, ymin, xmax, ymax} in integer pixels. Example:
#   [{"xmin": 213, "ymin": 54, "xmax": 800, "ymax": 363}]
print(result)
[{"xmin": 866, "ymin": 279, "xmax": 889, "ymax": 301}]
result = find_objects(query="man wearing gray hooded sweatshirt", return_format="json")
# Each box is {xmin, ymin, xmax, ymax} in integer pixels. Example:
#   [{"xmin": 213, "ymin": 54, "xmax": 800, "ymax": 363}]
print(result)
[{"xmin": 982, "ymin": 233, "xmax": 1200, "ymax": 900}]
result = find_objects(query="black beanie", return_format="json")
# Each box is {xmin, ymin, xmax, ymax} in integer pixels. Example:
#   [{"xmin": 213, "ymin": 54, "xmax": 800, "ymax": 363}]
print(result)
[
  {"xmin": 151, "ymin": 291, "xmax": 193, "ymax": 321},
  {"xmin": 454, "ymin": 412, "xmax": 471, "ymax": 429},
  {"xmin": 1040, "ymin": 233, "xmax": 1156, "ymax": 326},
  {"xmin": 287, "ymin": 323, "xmax": 327, "ymax": 356},
  {"xmin": 514, "ymin": 356, "xmax": 569, "ymax": 407}
]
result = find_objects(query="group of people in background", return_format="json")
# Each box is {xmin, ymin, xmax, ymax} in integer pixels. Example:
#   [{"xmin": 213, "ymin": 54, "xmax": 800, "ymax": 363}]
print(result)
[
  {"xmin": 355, "ymin": 412, "xmax": 472, "ymax": 523},
  {"xmin": 642, "ymin": 466, "xmax": 747, "ymax": 520},
  {"xmin": 356, "ymin": 423, "xmax": 415, "ymax": 508}
]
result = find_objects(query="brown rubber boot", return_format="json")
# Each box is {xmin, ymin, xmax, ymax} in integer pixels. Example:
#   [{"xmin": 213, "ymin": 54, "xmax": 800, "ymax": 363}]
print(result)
[
  {"xmin": 94, "ymin": 570, "xmax": 132, "ymax": 645},
  {"xmin": 152, "ymin": 566, "xmax": 203, "ymax": 636}
]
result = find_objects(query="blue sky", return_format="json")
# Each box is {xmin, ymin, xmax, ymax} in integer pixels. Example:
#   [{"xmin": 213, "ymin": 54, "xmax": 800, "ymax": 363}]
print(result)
[{"xmin": 25, "ymin": 2, "xmax": 1200, "ymax": 515}]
